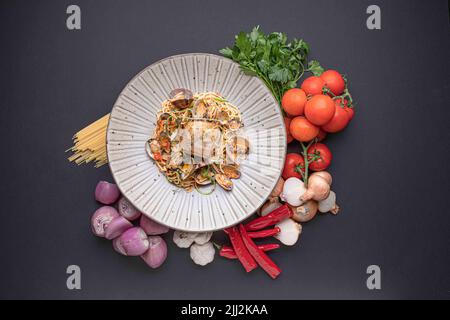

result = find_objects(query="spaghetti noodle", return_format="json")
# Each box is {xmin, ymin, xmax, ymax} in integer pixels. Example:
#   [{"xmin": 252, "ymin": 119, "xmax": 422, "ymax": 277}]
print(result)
[{"xmin": 67, "ymin": 114, "xmax": 109, "ymax": 168}]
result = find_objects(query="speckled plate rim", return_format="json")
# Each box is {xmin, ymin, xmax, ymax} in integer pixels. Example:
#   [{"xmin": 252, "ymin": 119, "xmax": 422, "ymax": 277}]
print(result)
[{"xmin": 106, "ymin": 53, "xmax": 286, "ymax": 232}]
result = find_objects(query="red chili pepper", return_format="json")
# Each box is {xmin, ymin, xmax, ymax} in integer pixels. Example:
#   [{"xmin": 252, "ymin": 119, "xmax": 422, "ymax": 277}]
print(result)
[
  {"xmin": 220, "ymin": 243, "xmax": 280, "ymax": 259},
  {"xmin": 239, "ymin": 224, "xmax": 281, "ymax": 279},
  {"xmin": 245, "ymin": 204, "xmax": 292, "ymax": 231},
  {"xmin": 225, "ymin": 226, "xmax": 257, "ymax": 272},
  {"xmin": 248, "ymin": 227, "xmax": 280, "ymax": 239}
]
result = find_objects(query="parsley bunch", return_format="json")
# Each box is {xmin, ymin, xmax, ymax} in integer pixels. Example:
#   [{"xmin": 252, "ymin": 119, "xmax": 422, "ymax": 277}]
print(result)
[{"xmin": 220, "ymin": 26, "xmax": 322, "ymax": 104}]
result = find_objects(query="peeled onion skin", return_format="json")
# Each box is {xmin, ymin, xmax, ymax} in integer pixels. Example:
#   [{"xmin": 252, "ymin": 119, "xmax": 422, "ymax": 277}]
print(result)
[
  {"xmin": 288, "ymin": 200, "xmax": 318, "ymax": 222},
  {"xmin": 104, "ymin": 216, "xmax": 133, "ymax": 240},
  {"xmin": 301, "ymin": 175, "xmax": 330, "ymax": 202},
  {"xmin": 118, "ymin": 227, "xmax": 149, "ymax": 256},
  {"xmin": 310, "ymin": 171, "xmax": 332, "ymax": 186},
  {"xmin": 95, "ymin": 181, "xmax": 120, "ymax": 205},
  {"xmin": 91, "ymin": 206, "xmax": 119, "ymax": 237},
  {"xmin": 140, "ymin": 215, "xmax": 169, "ymax": 235},
  {"xmin": 141, "ymin": 236, "xmax": 168, "ymax": 269},
  {"xmin": 118, "ymin": 197, "xmax": 142, "ymax": 221}
]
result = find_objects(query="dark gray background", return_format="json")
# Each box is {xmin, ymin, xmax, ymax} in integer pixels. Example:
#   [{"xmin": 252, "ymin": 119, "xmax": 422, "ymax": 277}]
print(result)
[{"xmin": 0, "ymin": 0, "xmax": 449, "ymax": 299}]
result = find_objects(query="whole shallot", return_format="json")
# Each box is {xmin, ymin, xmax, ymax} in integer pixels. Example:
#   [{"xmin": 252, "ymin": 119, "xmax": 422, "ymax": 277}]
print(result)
[
  {"xmin": 141, "ymin": 236, "xmax": 168, "ymax": 268},
  {"xmin": 140, "ymin": 215, "xmax": 169, "ymax": 235},
  {"xmin": 117, "ymin": 227, "xmax": 149, "ymax": 256},
  {"xmin": 95, "ymin": 181, "xmax": 120, "ymax": 204}
]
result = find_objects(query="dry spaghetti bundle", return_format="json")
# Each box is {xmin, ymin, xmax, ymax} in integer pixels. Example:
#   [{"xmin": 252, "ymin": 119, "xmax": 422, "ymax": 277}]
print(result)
[{"xmin": 67, "ymin": 114, "xmax": 110, "ymax": 167}]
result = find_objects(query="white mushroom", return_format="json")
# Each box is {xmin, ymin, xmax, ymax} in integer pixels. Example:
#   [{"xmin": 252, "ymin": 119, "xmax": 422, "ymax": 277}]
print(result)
[
  {"xmin": 194, "ymin": 232, "xmax": 213, "ymax": 245},
  {"xmin": 274, "ymin": 219, "xmax": 302, "ymax": 246},
  {"xmin": 173, "ymin": 230, "xmax": 198, "ymax": 248},
  {"xmin": 190, "ymin": 242, "xmax": 215, "ymax": 266}
]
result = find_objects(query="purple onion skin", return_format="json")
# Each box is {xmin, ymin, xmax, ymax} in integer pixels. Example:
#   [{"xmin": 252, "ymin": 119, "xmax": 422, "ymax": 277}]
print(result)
[
  {"xmin": 140, "ymin": 215, "xmax": 169, "ymax": 235},
  {"xmin": 118, "ymin": 197, "xmax": 141, "ymax": 221},
  {"xmin": 118, "ymin": 227, "xmax": 149, "ymax": 256},
  {"xmin": 141, "ymin": 236, "xmax": 168, "ymax": 269},
  {"xmin": 112, "ymin": 237, "xmax": 127, "ymax": 255},
  {"xmin": 104, "ymin": 216, "xmax": 133, "ymax": 240},
  {"xmin": 91, "ymin": 206, "xmax": 119, "ymax": 237},
  {"xmin": 95, "ymin": 181, "xmax": 120, "ymax": 205}
]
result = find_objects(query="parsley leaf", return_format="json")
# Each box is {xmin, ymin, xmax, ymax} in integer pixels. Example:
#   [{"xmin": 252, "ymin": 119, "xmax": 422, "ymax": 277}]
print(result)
[{"xmin": 220, "ymin": 26, "xmax": 314, "ymax": 104}]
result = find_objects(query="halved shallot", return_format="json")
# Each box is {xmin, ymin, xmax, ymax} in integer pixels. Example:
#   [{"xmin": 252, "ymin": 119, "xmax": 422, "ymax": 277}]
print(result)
[
  {"xmin": 105, "ymin": 216, "xmax": 133, "ymax": 240},
  {"xmin": 91, "ymin": 206, "xmax": 119, "ymax": 237},
  {"xmin": 118, "ymin": 197, "xmax": 141, "ymax": 221}
]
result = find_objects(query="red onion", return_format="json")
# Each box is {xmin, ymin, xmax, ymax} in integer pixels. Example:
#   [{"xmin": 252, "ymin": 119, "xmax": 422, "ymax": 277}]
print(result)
[
  {"xmin": 140, "ymin": 236, "xmax": 168, "ymax": 269},
  {"xmin": 117, "ymin": 227, "xmax": 149, "ymax": 256},
  {"xmin": 91, "ymin": 206, "xmax": 119, "ymax": 237},
  {"xmin": 112, "ymin": 237, "xmax": 126, "ymax": 255},
  {"xmin": 105, "ymin": 216, "xmax": 133, "ymax": 240},
  {"xmin": 140, "ymin": 215, "xmax": 169, "ymax": 235},
  {"xmin": 95, "ymin": 181, "xmax": 120, "ymax": 204},
  {"xmin": 118, "ymin": 197, "xmax": 141, "ymax": 221}
]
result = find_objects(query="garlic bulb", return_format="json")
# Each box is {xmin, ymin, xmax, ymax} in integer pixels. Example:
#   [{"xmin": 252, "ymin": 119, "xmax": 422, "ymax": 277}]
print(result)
[{"xmin": 280, "ymin": 177, "xmax": 306, "ymax": 206}]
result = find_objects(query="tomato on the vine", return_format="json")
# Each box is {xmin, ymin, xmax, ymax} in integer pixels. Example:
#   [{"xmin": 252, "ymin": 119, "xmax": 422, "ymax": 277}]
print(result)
[
  {"xmin": 282, "ymin": 153, "xmax": 305, "ymax": 179},
  {"xmin": 290, "ymin": 116, "xmax": 319, "ymax": 142},
  {"xmin": 320, "ymin": 70, "xmax": 345, "ymax": 96},
  {"xmin": 284, "ymin": 117, "xmax": 294, "ymax": 144},
  {"xmin": 307, "ymin": 143, "xmax": 332, "ymax": 171},
  {"xmin": 300, "ymin": 76, "xmax": 325, "ymax": 96},
  {"xmin": 321, "ymin": 100, "xmax": 349, "ymax": 133},
  {"xmin": 281, "ymin": 88, "xmax": 307, "ymax": 116},
  {"xmin": 304, "ymin": 94, "xmax": 335, "ymax": 126},
  {"xmin": 316, "ymin": 129, "xmax": 327, "ymax": 142},
  {"xmin": 345, "ymin": 107, "xmax": 354, "ymax": 121}
]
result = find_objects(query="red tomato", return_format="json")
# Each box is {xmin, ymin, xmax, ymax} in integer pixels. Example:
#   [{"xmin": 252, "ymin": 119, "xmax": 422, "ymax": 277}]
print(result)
[
  {"xmin": 345, "ymin": 107, "xmax": 354, "ymax": 121},
  {"xmin": 304, "ymin": 94, "xmax": 335, "ymax": 126},
  {"xmin": 317, "ymin": 129, "xmax": 327, "ymax": 142},
  {"xmin": 281, "ymin": 88, "xmax": 307, "ymax": 116},
  {"xmin": 290, "ymin": 116, "xmax": 319, "ymax": 142},
  {"xmin": 300, "ymin": 76, "xmax": 325, "ymax": 96},
  {"xmin": 321, "ymin": 101, "xmax": 349, "ymax": 133},
  {"xmin": 284, "ymin": 117, "xmax": 294, "ymax": 144},
  {"xmin": 320, "ymin": 70, "xmax": 345, "ymax": 96},
  {"xmin": 282, "ymin": 153, "xmax": 305, "ymax": 179},
  {"xmin": 307, "ymin": 143, "xmax": 332, "ymax": 171}
]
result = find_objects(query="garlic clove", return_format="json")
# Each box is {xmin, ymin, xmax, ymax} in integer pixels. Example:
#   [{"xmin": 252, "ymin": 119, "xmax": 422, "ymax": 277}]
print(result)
[{"xmin": 274, "ymin": 218, "xmax": 302, "ymax": 246}]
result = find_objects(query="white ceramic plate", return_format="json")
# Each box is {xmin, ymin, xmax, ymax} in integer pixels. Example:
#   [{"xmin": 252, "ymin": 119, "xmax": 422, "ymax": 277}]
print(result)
[{"xmin": 107, "ymin": 53, "xmax": 286, "ymax": 231}]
